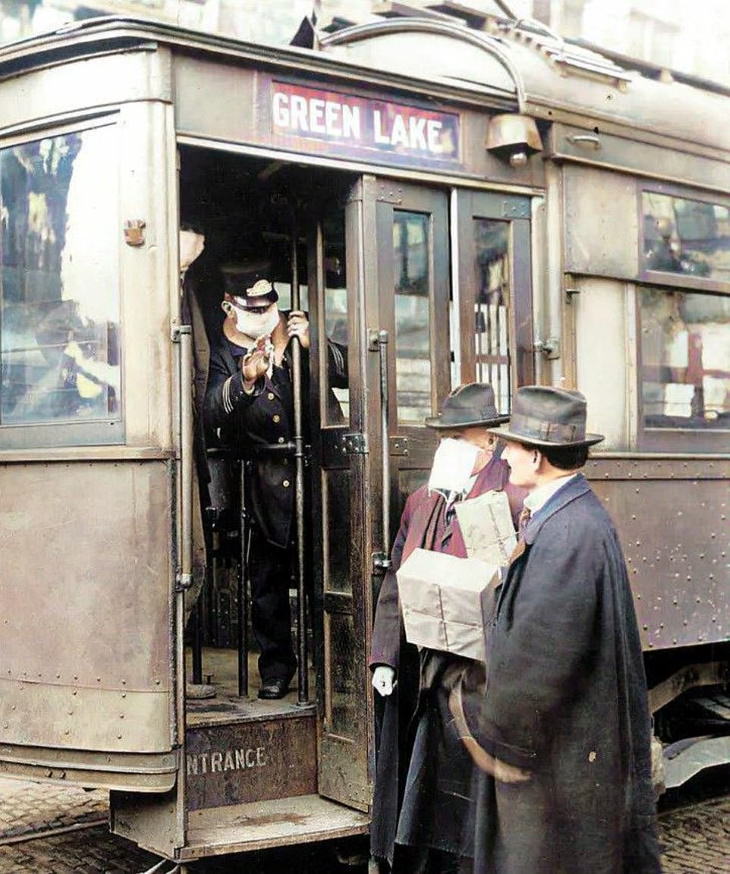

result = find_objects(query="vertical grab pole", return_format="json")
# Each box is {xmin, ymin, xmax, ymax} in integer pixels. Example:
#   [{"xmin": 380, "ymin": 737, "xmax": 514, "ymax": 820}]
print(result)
[
  {"xmin": 378, "ymin": 330, "xmax": 391, "ymax": 553},
  {"xmin": 238, "ymin": 460, "xmax": 249, "ymax": 698},
  {"xmin": 290, "ymin": 213, "xmax": 310, "ymax": 706},
  {"xmin": 178, "ymin": 326, "xmax": 195, "ymax": 695}
]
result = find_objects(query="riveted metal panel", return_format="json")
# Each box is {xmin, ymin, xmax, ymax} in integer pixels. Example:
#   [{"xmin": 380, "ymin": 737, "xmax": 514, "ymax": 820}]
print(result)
[
  {"xmin": 587, "ymin": 457, "xmax": 730, "ymax": 651},
  {"xmin": 564, "ymin": 164, "xmax": 639, "ymax": 278},
  {"xmin": 0, "ymin": 459, "xmax": 174, "ymax": 754}
]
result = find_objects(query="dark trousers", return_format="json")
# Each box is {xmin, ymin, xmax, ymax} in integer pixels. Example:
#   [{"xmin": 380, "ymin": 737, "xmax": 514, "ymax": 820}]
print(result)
[
  {"xmin": 248, "ymin": 534, "xmax": 297, "ymax": 684},
  {"xmin": 393, "ymin": 845, "xmax": 471, "ymax": 874}
]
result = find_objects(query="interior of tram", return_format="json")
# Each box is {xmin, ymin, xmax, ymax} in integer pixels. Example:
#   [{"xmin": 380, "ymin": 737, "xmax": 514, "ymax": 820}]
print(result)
[{"xmin": 178, "ymin": 145, "xmax": 356, "ymax": 718}]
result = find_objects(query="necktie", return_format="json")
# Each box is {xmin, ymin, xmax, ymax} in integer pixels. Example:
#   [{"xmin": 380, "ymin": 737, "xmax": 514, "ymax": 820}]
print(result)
[{"xmin": 518, "ymin": 506, "xmax": 532, "ymax": 536}]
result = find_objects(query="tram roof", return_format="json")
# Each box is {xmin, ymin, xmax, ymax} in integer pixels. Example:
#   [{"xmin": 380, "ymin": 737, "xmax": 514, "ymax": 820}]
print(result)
[{"xmin": 0, "ymin": 15, "xmax": 727, "ymax": 157}]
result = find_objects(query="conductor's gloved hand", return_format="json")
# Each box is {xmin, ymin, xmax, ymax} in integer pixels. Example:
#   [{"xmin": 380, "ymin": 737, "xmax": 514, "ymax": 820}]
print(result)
[{"xmin": 371, "ymin": 666, "xmax": 396, "ymax": 697}]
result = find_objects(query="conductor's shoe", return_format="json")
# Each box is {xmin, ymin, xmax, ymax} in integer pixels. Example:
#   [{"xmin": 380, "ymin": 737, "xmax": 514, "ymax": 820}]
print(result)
[{"xmin": 258, "ymin": 679, "xmax": 289, "ymax": 700}]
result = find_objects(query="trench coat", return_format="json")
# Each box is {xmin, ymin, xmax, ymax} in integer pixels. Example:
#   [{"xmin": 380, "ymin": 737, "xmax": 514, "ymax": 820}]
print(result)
[
  {"xmin": 370, "ymin": 456, "xmax": 525, "ymax": 867},
  {"xmin": 204, "ymin": 315, "xmax": 347, "ymax": 548},
  {"xmin": 473, "ymin": 474, "xmax": 662, "ymax": 874}
]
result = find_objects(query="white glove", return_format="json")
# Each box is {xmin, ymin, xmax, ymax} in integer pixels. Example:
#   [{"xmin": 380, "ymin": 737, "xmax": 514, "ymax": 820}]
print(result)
[{"xmin": 372, "ymin": 666, "xmax": 396, "ymax": 697}]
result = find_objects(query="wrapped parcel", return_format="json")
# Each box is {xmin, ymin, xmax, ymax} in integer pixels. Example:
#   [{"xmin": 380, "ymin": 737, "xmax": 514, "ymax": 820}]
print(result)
[
  {"xmin": 396, "ymin": 547, "xmax": 497, "ymax": 662},
  {"xmin": 455, "ymin": 489, "xmax": 516, "ymax": 565}
]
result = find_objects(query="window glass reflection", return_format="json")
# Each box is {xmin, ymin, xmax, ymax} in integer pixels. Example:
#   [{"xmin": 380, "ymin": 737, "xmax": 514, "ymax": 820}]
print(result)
[
  {"xmin": 394, "ymin": 211, "xmax": 431, "ymax": 424},
  {"xmin": 323, "ymin": 469, "xmax": 351, "ymax": 593},
  {"xmin": 643, "ymin": 192, "xmax": 730, "ymax": 283},
  {"xmin": 1, "ymin": 127, "xmax": 120, "ymax": 428},
  {"xmin": 327, "ymin": 613, "xmax": 358, "ymax": 736},
  {"xmin": 323, "ymin": 210, "xmax": 349, "ymax": 424},
  {"xmin": 639, "ymin": 288, "xmax": 730, "ymax": 429},
  {"xmin": 473, "ymin": 219, "xmax": 510, "ymax": 413}
]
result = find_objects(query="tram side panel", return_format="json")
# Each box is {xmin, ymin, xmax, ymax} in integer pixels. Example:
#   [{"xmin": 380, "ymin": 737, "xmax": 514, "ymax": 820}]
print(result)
[
  {"xmin": 553, "ymin": 155, "xmax": 730, "ymax": 778},
  {"xmin": 0, "ymin": 458, "xmax": 178, "ymax": 789}
]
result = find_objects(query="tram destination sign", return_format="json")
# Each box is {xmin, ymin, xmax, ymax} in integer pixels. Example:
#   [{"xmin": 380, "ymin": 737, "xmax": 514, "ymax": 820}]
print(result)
[{"xmin": 270, "ymin": 81, "xmax": 460, "ymax": 166}]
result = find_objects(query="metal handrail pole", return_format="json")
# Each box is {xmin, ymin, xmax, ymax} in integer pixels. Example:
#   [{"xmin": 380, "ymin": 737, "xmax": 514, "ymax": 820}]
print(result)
[
  {"xmin": 378, "ymin": 330, "xmax": 391, "ymax": 550},
  {"xmin": 192, "ymin": 599, "xmax": 203, "ymax": 684},
  {"xmin": 290, "ymin": 215, "xmax": 310, "ymax": 705},
  {"xmin": 238, "ymin": 459, "xmax": 250, "ymax": 697}
]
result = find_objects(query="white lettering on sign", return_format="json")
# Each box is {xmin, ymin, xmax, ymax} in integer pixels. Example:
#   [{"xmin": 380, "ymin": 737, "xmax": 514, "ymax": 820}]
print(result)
[
  {"xmin": 271, "ymin": 83, "xmax": 458, "ymax": 163},
  {"xmin": 273, "ymin": 92, "xmax": 362, "ymax": 140},
  {"xmin": 186, "ymin": 746, "xmax": 268, "ymax": 777}
]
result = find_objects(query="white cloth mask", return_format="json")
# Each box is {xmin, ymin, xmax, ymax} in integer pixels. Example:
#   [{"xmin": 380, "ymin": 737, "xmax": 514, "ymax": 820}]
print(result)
[
  {"xmin": 179, "ymin": 230, "xmax": 205, "ymax": 273},
  {"xmin": 229, "ymin": 303, "xmax": 280, "ymax": 341},
  {"xmin": 428, "ymin": 438, "xmax": 481, "ymax": 495}
]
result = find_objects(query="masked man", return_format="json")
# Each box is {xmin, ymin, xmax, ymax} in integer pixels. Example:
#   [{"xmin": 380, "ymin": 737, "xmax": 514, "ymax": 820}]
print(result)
[
  {"xmin": 204, "ymin": 264, "xmax": 347, "ymax": 699},
  {"xmin": 369, "ymin": 383, "xmax": 526, "ymax": 874},
  {"xmin": 470, "ymin": 386, "xmax": 661, "ymax": 874}
]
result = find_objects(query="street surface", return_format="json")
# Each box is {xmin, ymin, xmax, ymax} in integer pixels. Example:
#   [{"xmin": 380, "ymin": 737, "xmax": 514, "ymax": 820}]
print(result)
[{"xmin": 0, "ymin": 772, "xmax": 728, "ymax": 872}]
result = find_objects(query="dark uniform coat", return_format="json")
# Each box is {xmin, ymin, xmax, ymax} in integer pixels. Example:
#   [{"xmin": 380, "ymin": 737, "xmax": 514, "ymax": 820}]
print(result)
[
  {"xmin": 204, "ymin": 315, "xmax": 347, "ymax": 548},
  {"xmin": 370, "ymin": 456, "xmax": 525, "ymax": 867},
  {"xmin": 473, "ymin": 474, "xmax": 662, "ymax": 874}
]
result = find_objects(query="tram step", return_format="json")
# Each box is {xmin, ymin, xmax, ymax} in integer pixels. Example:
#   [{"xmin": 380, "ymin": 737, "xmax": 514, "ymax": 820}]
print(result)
[{"xmin": 179, "ymin": 793, "xmax": 369, "ymax": 860}]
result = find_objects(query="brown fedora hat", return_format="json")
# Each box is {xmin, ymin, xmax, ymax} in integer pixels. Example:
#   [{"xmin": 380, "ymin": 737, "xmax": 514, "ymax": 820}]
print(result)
[
  {"xmin": 488, "ymin": 386, "xmax": 604, "ymax": 448},
  {"xmin": 425, "ymin": 383, "xmax": 509, "ymax": 429}
]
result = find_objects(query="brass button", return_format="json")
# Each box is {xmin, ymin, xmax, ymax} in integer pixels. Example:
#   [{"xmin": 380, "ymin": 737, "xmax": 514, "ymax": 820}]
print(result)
[
  {"xmin": 267, "ymin": 392, "xmax": 275, "ymax": 400},
  {"xmin": 273, "ymin": 414, "xmax": 281, "ymax": 423},
  {"xmin": 282, "ymin": 480, "xmax": 290, "ymax": 488},
  {"xmin": 278, "ymin": 437, "xmax": 285, "ymax": 444}
]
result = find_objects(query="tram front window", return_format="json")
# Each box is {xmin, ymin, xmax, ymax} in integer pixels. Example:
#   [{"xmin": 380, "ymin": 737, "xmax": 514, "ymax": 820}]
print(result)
[
  {"xmin": 394, "ymin": 210, "xmax": 431, "ymax": 423},
  {"xmin": 639, "ymin": 287, "xmax": 730, "ymax": 429},
  {"xmin": 0, "ymin": 126, "xmax": 120, "ymax": 435}
]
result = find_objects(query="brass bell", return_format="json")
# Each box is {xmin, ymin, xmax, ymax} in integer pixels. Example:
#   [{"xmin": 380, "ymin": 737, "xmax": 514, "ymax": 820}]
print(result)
[{"xmin": 486, "ymin": 114, "xmax": 543, "ymax": 167}]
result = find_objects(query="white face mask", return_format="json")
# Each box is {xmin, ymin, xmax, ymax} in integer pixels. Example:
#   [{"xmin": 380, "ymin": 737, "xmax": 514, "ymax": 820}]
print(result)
[
  {"xmin": 179, "ymin": 230, "xmax": 205, "ymax": 273},
  {"xmin": 230, "ymin": 302, "xmax": 280, "ymax": 341},
  {"xmin": 428, "ymin": 437, "xmax": 481, "ymax": 494}
]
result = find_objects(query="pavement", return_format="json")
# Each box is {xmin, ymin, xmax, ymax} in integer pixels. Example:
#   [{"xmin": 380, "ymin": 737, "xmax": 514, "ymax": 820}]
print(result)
[{"xmin": 0, "ymin": 774, "xmax": 729, "ymax": 872}]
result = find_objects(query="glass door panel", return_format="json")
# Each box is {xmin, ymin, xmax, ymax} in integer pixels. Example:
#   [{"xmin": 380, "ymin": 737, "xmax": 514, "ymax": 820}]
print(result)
[
  {"xmin": 308, "ymin": 179, "xmax": 371, "ymax": 812},
  {"xmin": 456, "ymin": 191, "xmax": 533, "ymax": 401}
]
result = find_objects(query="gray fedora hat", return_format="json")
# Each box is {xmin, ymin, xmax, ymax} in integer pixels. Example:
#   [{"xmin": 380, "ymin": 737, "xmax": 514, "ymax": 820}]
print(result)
[
  {"xmin": 424, "ymin": 383, "xmax": 509, "ymax": 429},
  {"xmin": 488, "ymin": 386, "xmax": 604, "ymax": 448}
]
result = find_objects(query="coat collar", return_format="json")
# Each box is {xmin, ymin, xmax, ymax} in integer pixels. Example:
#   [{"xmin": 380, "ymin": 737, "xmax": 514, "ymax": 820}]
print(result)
[{"xmin": 522, "ymin": 472, "xmax": 591, "ymax": 545}]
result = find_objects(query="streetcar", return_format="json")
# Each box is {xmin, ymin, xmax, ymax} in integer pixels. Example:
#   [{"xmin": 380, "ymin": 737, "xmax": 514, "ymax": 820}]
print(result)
[{"xmin": 0, "ymin": 9, "xmax": 728, "ymax": 869}]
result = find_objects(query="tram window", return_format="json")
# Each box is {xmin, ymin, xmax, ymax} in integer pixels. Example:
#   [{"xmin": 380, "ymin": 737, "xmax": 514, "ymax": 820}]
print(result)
[
  {"xmin": 323, "ymin": 469, "xmax": 351, "ymax": 593},
  {"xmin": 394, "ymin": 211, "xmax": 432, "ymax": 424},
  {"xmin": 327, "ymin": 612, "xmax": 358, "ymax": 736},
  {"xmin": 0, "ymin": 126, "xmax": 120, "ymax": 441},
  {"xmin": 639, "ymin": 288, "xmax": 730, "ymax": 430},
  {"xmin": 322, "ymin": 210, "xmax": 349, "ymax": 424},
  {"xmin": 642, "ymin": 192, "xmax": 730, "ymax": 283},
  {"xmin": 473, "ymin": 219, "xmax": 511, "ymax": 413}
]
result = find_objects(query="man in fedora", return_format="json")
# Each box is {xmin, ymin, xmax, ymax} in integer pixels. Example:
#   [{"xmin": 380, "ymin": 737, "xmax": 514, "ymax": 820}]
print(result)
[
  {"xmin": 470, "ymin": 386, "xmax": 661, "ymax": 874},
  {"xmin": 205, "ymin": 262, "xmax": 347, "ymax": 699},
  {"xmin": 369, "ymin": 383, "xmax": 526, "ymax": 873}
]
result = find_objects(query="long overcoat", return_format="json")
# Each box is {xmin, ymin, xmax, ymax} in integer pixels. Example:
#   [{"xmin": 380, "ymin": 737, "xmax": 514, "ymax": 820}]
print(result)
[
  {"xmin": 370, "ymin": 456, "xmax": 525, "ymax": 866},
  {"xmin": 473, "ymin": 474, "xmax": 662, "ymax": 874},
  {"xmin": 204, "ymin": 316, "xmax": 347, "ymax": 548}
]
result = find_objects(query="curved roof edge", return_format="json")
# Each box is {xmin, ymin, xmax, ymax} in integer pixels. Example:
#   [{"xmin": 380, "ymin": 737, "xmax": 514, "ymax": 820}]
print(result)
[{"xmin": 320, "ymin": 17, "xmax": 526, "ymax": 108}]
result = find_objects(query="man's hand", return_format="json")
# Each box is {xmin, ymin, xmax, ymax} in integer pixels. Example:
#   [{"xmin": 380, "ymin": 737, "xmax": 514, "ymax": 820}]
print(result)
[
  {"xmin": 287, "ymin": 311, "xmax": 310, "ymax": 349},
  {"xmin": 240, "ymin": 335, "xmax": 272, "ymax": 389},
  {"xmin": 372, "ymin": 666, "xmax": 396, "ymax": 697}
]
